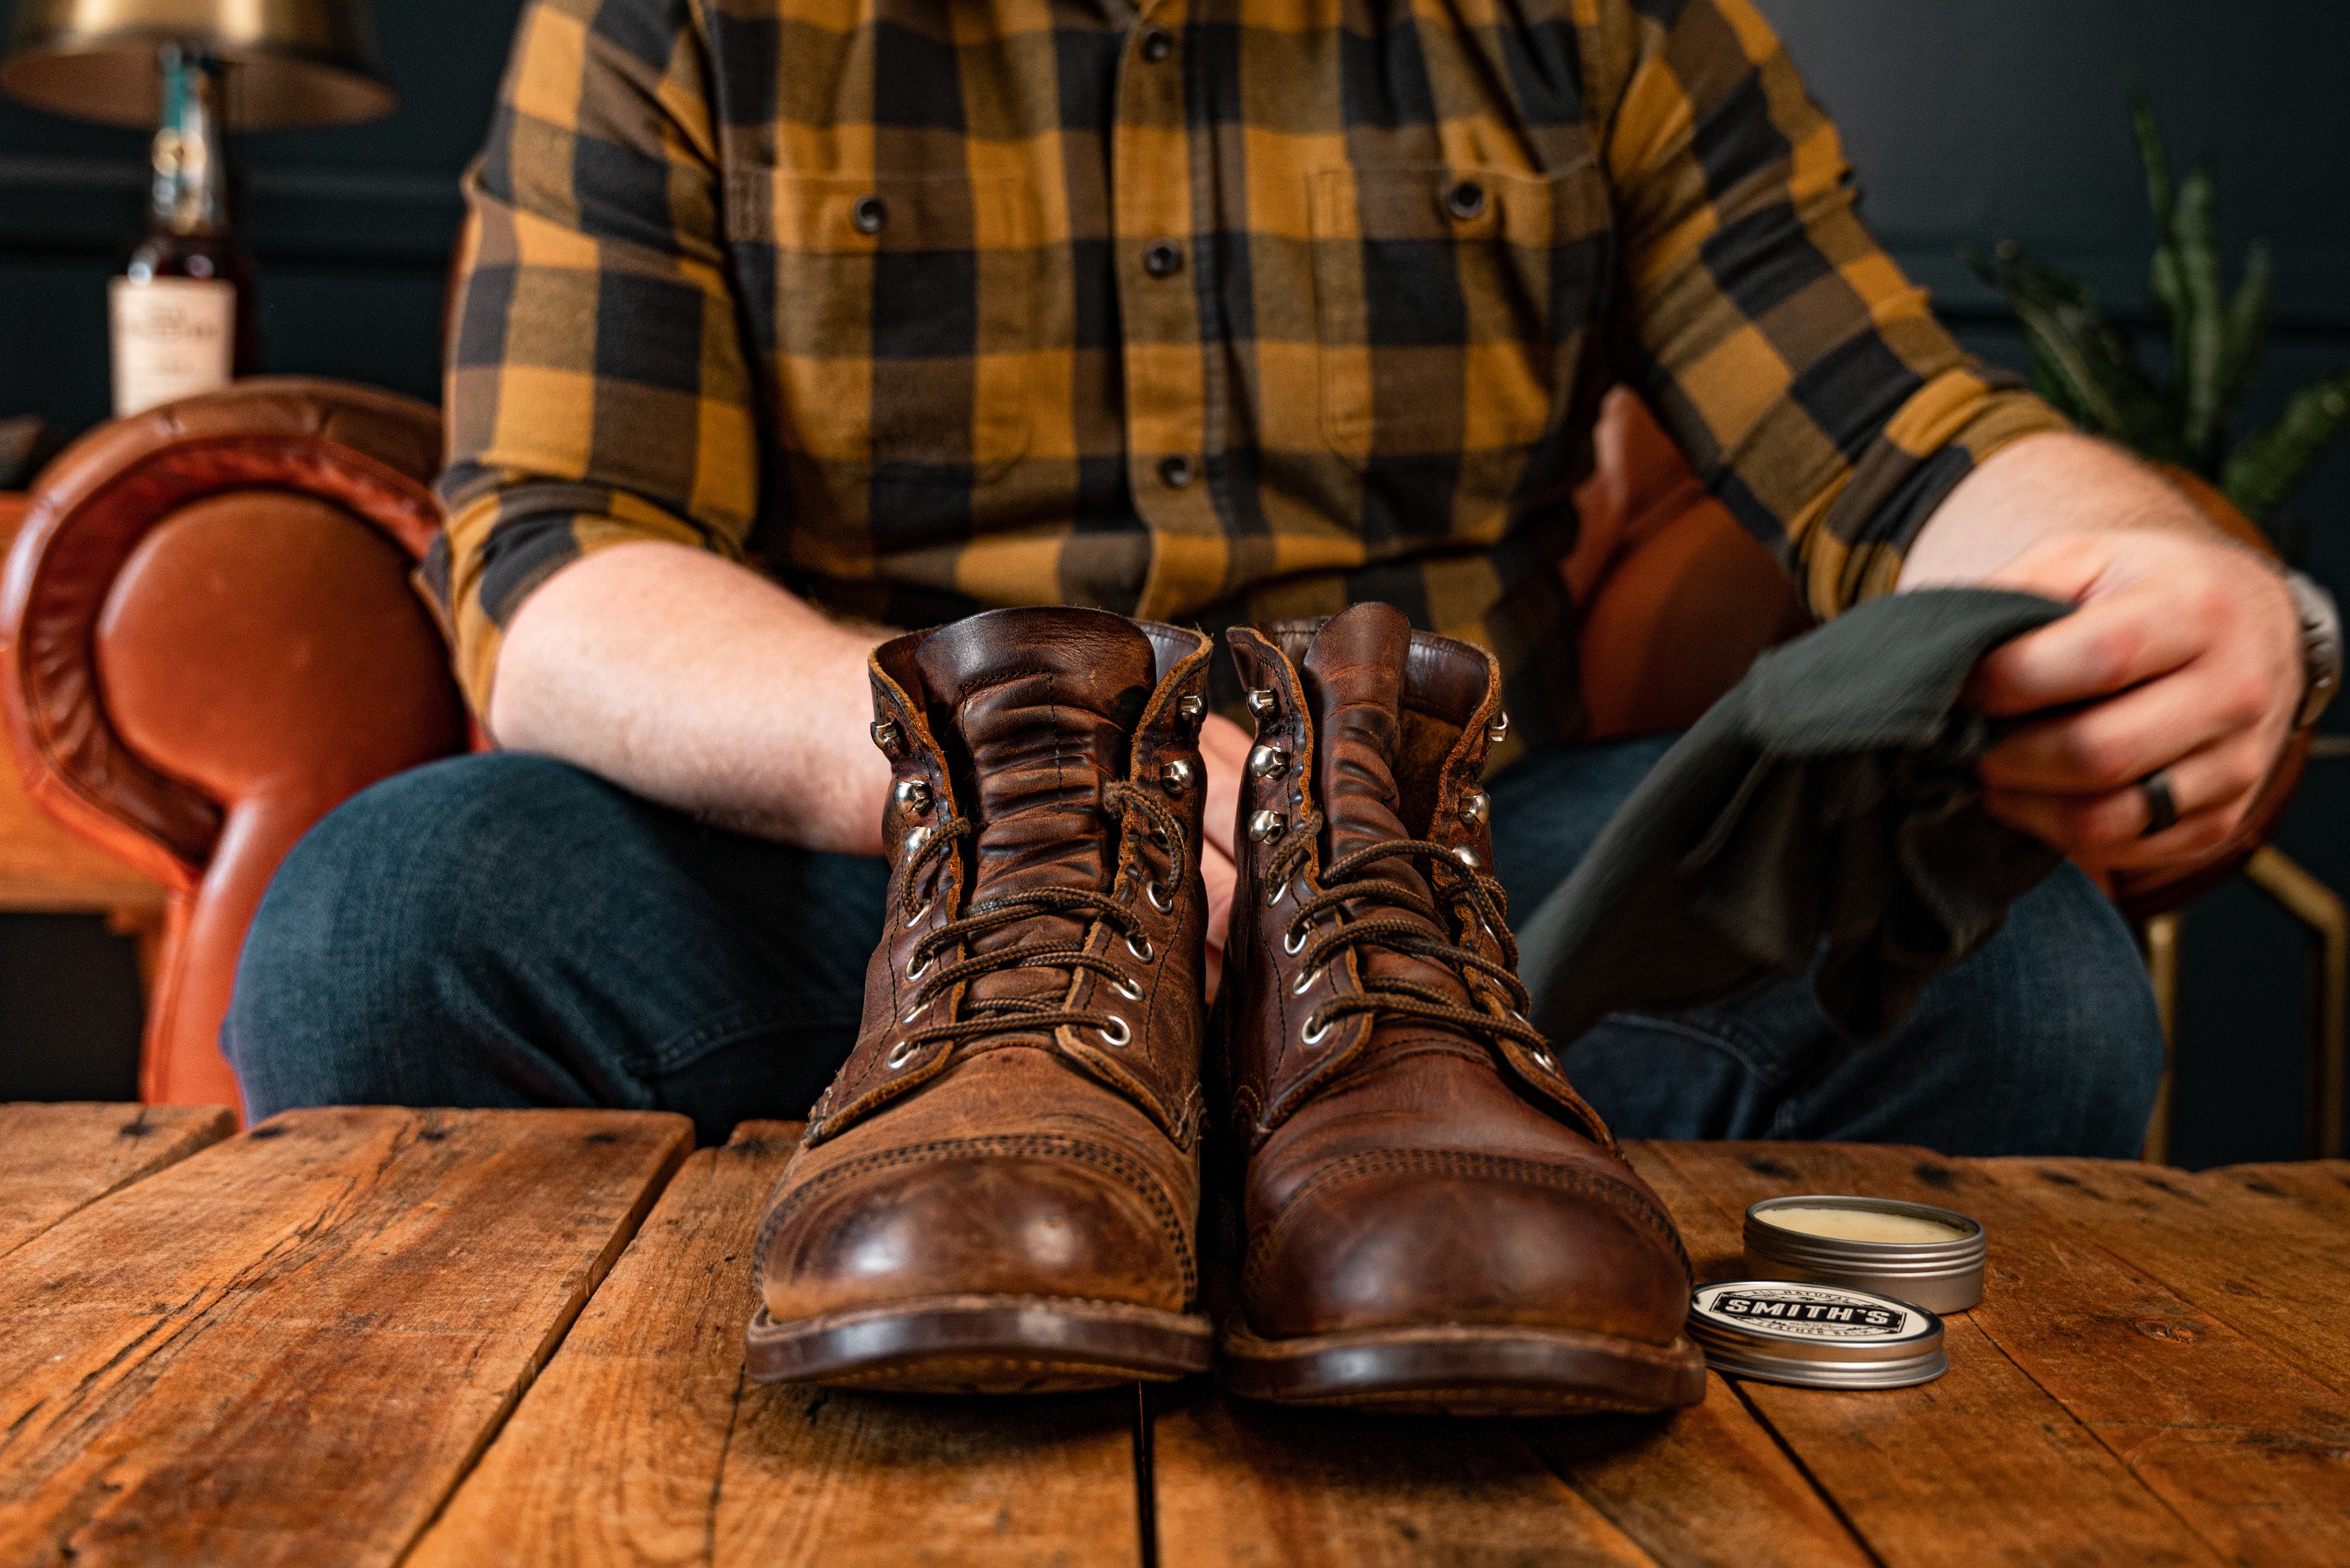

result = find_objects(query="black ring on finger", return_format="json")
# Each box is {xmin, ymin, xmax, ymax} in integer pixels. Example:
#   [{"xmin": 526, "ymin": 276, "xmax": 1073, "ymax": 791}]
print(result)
[{"xmin": 2138, "ymin": 768, "xmax": 2180, "ymax": 837}]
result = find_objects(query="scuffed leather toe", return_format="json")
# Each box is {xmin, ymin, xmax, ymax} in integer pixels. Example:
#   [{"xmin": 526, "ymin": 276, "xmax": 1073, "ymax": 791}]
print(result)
[
  {"xmin": 758, "ymin": 1136, "xmax": 1195, "ymax": 1321},
  {"xmin": 1242, "ymin": 1153, "xmax": 1690, "ymax": 1345}
]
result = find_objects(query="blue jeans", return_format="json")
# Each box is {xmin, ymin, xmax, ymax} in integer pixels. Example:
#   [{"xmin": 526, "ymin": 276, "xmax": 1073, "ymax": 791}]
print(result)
[{"xmin": 225, "ymin": 739, "xmax": 2161, "ymax": 1154}]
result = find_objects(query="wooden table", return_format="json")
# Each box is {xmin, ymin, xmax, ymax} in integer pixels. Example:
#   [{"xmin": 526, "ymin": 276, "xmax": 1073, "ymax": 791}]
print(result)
[{"xmin": 3, "ymin": 1104, "xmax": 2346, "ymax": 1566}]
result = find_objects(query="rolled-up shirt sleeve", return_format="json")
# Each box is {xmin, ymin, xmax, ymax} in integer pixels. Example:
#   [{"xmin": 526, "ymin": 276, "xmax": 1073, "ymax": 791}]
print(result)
[
  {"xmin": 431, "ymin": 0, "xmax": 756, "ymax": 716},
  {"xmin": 1602, "ymin": 0, "xmax": 2070, "ymax": 618}
]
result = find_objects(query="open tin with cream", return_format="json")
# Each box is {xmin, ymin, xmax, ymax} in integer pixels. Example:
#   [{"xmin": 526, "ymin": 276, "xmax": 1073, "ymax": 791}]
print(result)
[{"xmin": 1742, "ymin": 1195, "xmax": 1987, "ymax": 1314}]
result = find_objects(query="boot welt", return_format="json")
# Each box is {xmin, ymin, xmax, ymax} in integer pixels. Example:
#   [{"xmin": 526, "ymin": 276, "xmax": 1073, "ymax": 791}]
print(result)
[
  {"xmin": 746, "ymin": 1293, "xmax": 1216, "ymax": 1393},
  {"xmin": 1219, "ymin": 1319, "xmax": 1707, "ymax": 1416}
]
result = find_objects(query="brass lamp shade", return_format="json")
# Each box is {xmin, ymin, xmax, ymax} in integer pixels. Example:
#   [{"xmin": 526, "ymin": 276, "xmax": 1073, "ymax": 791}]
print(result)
[{"xmin": 2, "ymin": 0, "xmax": 395, "ymax": 129}]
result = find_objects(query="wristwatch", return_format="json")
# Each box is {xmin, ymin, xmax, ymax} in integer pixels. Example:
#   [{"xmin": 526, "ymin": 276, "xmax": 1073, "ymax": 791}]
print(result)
[{"xmin": 2284, "ymin": 569, "xmax": 2344, "ymax": 731}]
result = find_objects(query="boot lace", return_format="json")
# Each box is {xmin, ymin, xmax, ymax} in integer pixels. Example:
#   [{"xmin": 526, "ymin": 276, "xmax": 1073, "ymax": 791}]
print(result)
[
  {"xmin": 1261, "ymin": 807, "xmax": 1549, "ymax": 1054},
  {"xmin": 891, "ymin": 779, "xmax": 1191, "ymax": 1057}
]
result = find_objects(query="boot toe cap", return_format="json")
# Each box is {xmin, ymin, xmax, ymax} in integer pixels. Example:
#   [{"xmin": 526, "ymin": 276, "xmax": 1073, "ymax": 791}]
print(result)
[
  {"xmin": 1246, "ymin": 1155, "xmax": 1689, "ymax": 1344},
  {"xmin": 760, "ymin": 1142, "xmax": 1192, "ymax": 1320}
]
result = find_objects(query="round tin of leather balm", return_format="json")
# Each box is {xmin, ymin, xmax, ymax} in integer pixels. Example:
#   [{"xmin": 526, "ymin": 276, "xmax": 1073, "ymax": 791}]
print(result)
[
  {"xmin": 1688, "ymin": 1280, "xmax": 1947, "ymax": 1389},
  {"xmin": 1743, "ymin": 1194, "xmax": 1986, "ymax": 1314}
]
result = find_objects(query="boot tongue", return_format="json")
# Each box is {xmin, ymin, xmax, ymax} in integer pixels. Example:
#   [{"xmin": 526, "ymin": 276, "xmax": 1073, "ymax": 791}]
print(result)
[
  {"xmin": 1299, "ymin": 603, "xmax": 1477, "ymax": 1017},
  {"xmin": 915, "ymin": 609, "xmax": 1159, "ymax": 1010},
  {"xmin": 1300, "ymin": 602, "xmax": 1429, "ymax": 897}
]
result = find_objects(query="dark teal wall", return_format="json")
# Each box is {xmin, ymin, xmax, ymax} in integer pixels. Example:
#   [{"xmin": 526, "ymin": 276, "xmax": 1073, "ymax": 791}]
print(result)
[
  {"xmin": 2, "ymin": 1, "xmax": 2346, "ymax": 1162},
  {"xmin": 0, "ymin": 0, "xmax": 522, "ymax": 426}
]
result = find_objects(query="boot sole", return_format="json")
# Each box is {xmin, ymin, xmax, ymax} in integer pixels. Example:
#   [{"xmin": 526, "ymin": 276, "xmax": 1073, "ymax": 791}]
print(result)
[
  {"xmin": 746, "ymin": 1293, "xmax": 1217, "ymax": 1393},
  {"xmin": 1220, "ymin": 1320, "xmax": 1708, "ymax": 1416}
]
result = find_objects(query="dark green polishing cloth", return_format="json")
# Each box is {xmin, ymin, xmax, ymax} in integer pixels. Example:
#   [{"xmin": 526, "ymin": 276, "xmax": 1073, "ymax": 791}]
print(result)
[{"xmin": 1520, "ymin": 588, "xmax": 2073, "ymax": 1047}]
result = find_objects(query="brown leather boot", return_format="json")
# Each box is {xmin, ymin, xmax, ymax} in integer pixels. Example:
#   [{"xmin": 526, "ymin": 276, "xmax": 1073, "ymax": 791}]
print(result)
[
  {"xmin": 1216, "ymin": 603, "xmax": 1705, "ymax": 1414},
  {"xmin": 747, "ymin": 607, "xmax": 1217, "ymax": 1391}
]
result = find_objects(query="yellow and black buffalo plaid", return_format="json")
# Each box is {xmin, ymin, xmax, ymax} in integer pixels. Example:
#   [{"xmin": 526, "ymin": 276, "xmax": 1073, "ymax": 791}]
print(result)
[{"xmin": 435, "ymin": 0, "xmax": 2066, "ymax": 750}]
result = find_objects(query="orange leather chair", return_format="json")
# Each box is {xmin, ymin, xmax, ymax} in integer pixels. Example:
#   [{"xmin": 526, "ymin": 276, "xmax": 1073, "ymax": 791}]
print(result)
[{"xmin": 0, "ymin": 377, "xmax": 2294, "ymax": 1109}]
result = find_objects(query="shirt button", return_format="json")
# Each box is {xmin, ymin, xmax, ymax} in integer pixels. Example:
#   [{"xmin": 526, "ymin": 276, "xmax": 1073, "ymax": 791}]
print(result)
[
  {"xmin": 1140, "ymin": 26, "xmax": 1173, "ymax": 62},
  {"xmin": 852, "ymin": 194, "xmax": 887, "ymax": 234},
  {"xmin": 1444, "ymin": 180, "xmax": 1487, "ymax": 221},
  {"xmin": 1159, "ymin": 453, "xmax": 1195, "ymax": 489},
  {"xmin": 1144, "ymin": 240, "xmax": 1184, "ymax": 279}
]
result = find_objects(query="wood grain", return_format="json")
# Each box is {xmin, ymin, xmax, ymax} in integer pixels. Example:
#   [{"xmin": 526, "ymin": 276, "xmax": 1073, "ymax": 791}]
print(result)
[
  {"xmin": 0, "ymin": 1103, "xmax": 231, "ymax": 1259},
  {"xmin": 0, "ymin": 1106, "xmax": 689, "ymax": 1567},
  {"xmin": 1152, "ymin": 1388, "xmax": 1657, "ymax": 1567},
  {"xmin": 1981, "ymin": 1157, "xmax": 2350, "ymax": 1401},
  {"xmin": 1513, "ymin": 1143, "xmax": 1871, "ymax": 1568},
  {"xmin": 1526, "ymin": 1379, "xmax": 1874, "ymax": 1568},
  {"xmin": 1634, "ymin": 1143, "xmax": 2224, "ymax": 1568},
  {"xmin": 418, "ymin": 1120, "xmax": 1147, "ymax": 1567},
  {"xmin": 1664, "ymin": 1142, "xmax": 2350, "ymax": 1566},
  {"xmin": 2199, "ymin": 1158, "xmax": 2350, "ymax": 1223}
]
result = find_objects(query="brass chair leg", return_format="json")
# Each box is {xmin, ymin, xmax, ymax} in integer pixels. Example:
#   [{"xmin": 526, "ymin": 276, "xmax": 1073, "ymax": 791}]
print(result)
[
  {"xmin": 2242, "ymin": 846, "xmax": 2349, "ymax": 1159},
  {"xmin": 2137, "ymin": 911, "xmax": 2182, "ymax": 1165}
]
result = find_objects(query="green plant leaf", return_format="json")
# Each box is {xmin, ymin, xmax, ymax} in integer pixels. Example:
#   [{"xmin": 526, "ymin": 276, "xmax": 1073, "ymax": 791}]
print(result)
[
  {"xmin": 2216, "ymin": 237, "xmax": 2272, "ymax": 444},
  {"xmin": 2127, "ymin": 80, "xmax": 2174, "ymax": 229},
  {"xmin": 2223, "ymin": 367, "xmax": 2350, "ymax": 523},
  {"xmin": 2148, "ymin": 244, "xmax": 2182, "ymax": 332},
  {"xmin": 2171, "ymin": 162, "xmax": 2227, "ymax": 472},
  {"xmin": 1966, "ymin": 242, "xmax": 2184, "ymax": 461}
]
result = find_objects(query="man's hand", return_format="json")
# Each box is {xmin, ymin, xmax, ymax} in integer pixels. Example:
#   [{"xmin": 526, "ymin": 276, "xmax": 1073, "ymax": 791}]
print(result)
[
  {"xmin": 1197, "ymin": 712, "xmax": 1251, "ymax": 999},
  {"xmin": 1902, "ymin": 432, "xmax": 2304, "ymax": 875},
  {"xmin": 1965, "ymin": 530, "xmax": 2301, "ymax": 870}
]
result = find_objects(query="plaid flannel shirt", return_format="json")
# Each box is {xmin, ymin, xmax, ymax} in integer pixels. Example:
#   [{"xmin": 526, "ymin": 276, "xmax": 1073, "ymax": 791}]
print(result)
[{"xmin": 436, "ymin": 0, "xmax": 2066, "ymax": 754}]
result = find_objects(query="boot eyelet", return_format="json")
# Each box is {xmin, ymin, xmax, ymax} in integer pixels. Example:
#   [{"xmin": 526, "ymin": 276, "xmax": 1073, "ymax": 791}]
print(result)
[
  {"xmin": 1291, "ymin": 965, "xmax": 1321, "ymax": 996},
  {"xmin": 1096, "ymin": 1016, "xmax": 1132, "ymax": 1048},
  {"xmin": 1531, "ymin": 1046, "xmax": 1558, "ymax": 1072},
  {"xmin": 1147, "ymin": 878, "xmax": 1176, "ymax": 913},
  {"xmin": 1126, "ymin": 932, "xmax": 1155, "ymax": 962},
  {"xmin": 886, "ymin": 1037, "xmax": 923, "ymax": 1068},
  {"xmin": 906, "ymin": 950, "xmax": 931, "ymax": 981},
  {"xmin": 1282, "ymin": 923, "xmax": 1309, "ymax": 955},
  {"xmin": 903, "ymin": 898, "xmax": 932, "ymax": 930},
  {"xmin": 1114, "ymin": 974, "xmax": 1144, "ymax": 1002},
  {"xmin": 899, "ymin": 996, "xmax": 931, "ymax": 1024},
  {"xmin": 1301, "ymin": 1015, "xmax": 1332, "ymax": 1046},
  {"xmin": 1266, "ymin": 878, "xmax": 1289, "ymax": 907}
]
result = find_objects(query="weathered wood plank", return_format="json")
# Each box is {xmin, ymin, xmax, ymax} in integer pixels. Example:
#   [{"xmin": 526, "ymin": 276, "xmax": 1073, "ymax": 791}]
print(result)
[
  {"xmin": 2199, "ymin": 1158, "xmax": 2350, "ymax": 1223},
  {"xmin": 1524, "ymin": 1378, "xmax": 1875, "ymax": 1568},
  {"xmin": 0, "ymin": 1103, "xmax": 233, "ymax": 1259},
  {"xmin": 0, "ymin": 1106, "xmax": 689, "ymax": 1567},
  {"xmin": 1637, "ymin": 1143, "xmax": 2225, "ymax": 1568},
  {"xmin": 1152, "ymin": 1388, "xmax": 1657, "ymax": 1568},
  {"xmin": 1660, "ymin": 1142, "xmax": 2350, "ymax": 1565},
  {"xmin": 1980, "ymin": 1157, "xmax": 2350, "ymax": 1403},
  {"xmin": 418, "ymin": 1120, "xmax": 1146, "ymax": 1567}
]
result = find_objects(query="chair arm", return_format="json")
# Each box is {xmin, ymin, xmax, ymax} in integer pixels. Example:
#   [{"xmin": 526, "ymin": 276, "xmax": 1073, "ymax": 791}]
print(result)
[{"xmin": 0, "ymin": 378, "xmax": 467, "ymax": 1107}]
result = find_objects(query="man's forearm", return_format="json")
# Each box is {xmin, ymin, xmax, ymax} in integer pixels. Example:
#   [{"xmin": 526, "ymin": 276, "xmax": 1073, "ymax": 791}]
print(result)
[
  {"xmin": 1896, "ymin": 431, "xmax": 2213, "ymax": 588},
  {"xmin": 488, "ymin": 541, "xmax": 891, "ymax": 855}
]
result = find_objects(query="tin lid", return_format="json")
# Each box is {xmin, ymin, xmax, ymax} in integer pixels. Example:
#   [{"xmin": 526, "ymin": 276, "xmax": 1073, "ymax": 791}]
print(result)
[{"xmin": 1688, "ymin": 1280, "xmax": 1947, "ymax": 1389}]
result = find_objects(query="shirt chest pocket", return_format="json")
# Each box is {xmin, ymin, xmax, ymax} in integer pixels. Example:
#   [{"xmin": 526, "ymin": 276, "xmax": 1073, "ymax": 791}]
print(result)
[
  {"xmin": 725, "ymin": 168, "xmax": 1038, "ymax": 482},
  {"xmin": 1310, "ymin": 163, "xmax": 1612, "ymax": 467}
]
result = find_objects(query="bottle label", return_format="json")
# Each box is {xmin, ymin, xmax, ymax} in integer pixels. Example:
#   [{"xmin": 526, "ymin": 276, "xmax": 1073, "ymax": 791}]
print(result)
[{"xmin": 110, "ymin": 276, "xmax": 235, "ymax": 417}]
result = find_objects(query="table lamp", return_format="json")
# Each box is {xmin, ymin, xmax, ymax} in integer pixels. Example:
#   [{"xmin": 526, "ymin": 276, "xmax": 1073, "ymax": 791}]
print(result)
[{"xmin": 1, "ymin": 1, "xmax": 397, "ymax": 417}]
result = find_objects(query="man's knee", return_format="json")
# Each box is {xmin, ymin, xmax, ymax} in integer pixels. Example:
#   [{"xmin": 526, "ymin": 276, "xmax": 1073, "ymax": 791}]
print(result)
[
  {"xmin": 225, "ymin": 754, "xmax": 616, "ymax": 1115},
  {"xmin": 1945, "ymin": 863, "xmax": 2164, "ymax": 1157}
]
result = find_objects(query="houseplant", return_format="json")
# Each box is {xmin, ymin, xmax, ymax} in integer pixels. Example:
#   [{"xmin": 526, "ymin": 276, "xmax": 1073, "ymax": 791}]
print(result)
[{"xmin": 1965, "ymin": 89, "xmax": 2350, "ymax": 563}]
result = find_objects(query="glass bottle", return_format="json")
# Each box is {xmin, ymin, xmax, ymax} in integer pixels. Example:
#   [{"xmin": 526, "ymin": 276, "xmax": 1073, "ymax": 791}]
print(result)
[{"xmin": 110, "ymin": 45, "xmax": 257, "ymax": 417}]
